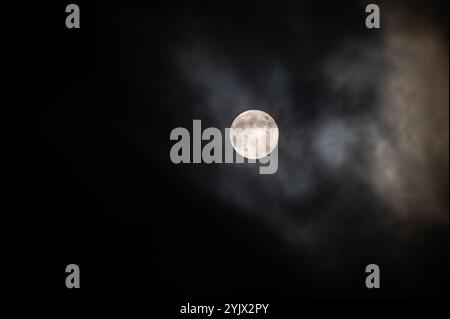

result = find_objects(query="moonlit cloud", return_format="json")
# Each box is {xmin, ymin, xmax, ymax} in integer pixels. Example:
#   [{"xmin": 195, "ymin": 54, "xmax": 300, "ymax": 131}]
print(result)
[
  {"xmin": 372, "ymin": 24, "xmax": 449, "ymax": 222},
  {"xmin": 173, "ymin": 2, "xmax": 448, "ymax": 250}
]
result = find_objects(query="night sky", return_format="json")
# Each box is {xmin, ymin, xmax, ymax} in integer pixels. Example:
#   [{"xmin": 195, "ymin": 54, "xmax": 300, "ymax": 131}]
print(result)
[{"xmin": 4, "ymin": 0, "xmax": 449, "ymax": 302}]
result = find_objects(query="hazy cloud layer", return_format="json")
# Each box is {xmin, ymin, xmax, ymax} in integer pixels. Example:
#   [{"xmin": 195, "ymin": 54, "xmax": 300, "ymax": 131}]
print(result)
[{"xmin": 173, "ymin": 2, "xmax": 448, "ymax": 258}]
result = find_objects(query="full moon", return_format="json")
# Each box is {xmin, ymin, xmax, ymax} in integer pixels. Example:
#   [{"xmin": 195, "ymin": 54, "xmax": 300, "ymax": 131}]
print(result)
[{"xmin": 230, "ymin": 110, "xmax": 279, "ymax": 159}]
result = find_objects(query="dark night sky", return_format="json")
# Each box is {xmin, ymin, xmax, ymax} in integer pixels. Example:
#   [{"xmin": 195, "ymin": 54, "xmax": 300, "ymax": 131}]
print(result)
[{"xmin": 3, "ymin": 0, "xmax": 449, "ymax": 302}]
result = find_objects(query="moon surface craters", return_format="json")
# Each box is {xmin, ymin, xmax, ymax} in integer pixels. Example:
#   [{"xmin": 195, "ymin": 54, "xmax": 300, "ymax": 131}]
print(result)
[{"xmin": 230, "ymin": 110, "xmax": 279, "ymax": 159}]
